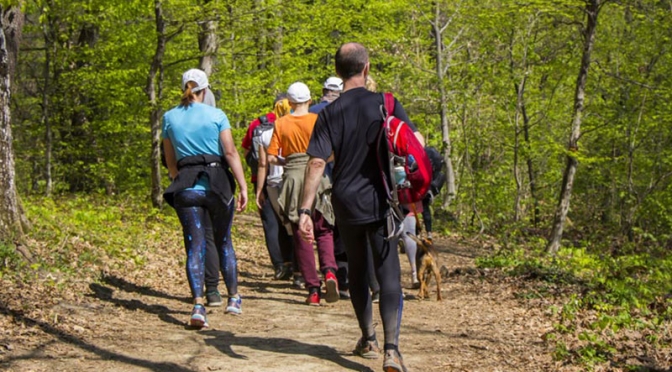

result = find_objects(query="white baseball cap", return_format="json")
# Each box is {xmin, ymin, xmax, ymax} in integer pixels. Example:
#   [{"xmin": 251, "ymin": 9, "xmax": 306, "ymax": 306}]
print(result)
[
  {"xmin": 323, "ymin": 77, "xmax": 343, "ymax": 92},
  {"xmin": 287, "ymin": 82, "xmax": 311, "ymax": 103},
  {"xmin": 181, "ymin": 68, "xmax": 209, "ymax": 93}
]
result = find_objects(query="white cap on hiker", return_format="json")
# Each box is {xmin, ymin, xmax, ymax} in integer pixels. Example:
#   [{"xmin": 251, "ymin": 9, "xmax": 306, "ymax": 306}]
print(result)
[
  {"xmin": 182, "ymin": 69, "xmax": 209, "ymax": 93},
  {"xmin": 287, "ymin": 82, "xmax": 311, "ymax": 103},
  {"xmin": 323, "ymin": 77, "xmax": 343, "ymax": 92}
]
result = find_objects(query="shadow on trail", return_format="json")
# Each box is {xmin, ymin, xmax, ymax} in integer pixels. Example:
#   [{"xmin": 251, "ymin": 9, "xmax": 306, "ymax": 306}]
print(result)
[
  {"xmin": 88, "ymin": 283, "xmax": 188, "ymax": 328},
  {"xmin": 101, "ymin": 274, "xmax": 191, "ymax": 304},
  {"xmin": 239, "ymin": 294, "xmax": 307, "ymax": 306},
  {"xmin": 238, "ymin": 277, "xmax": 302, "ymax": 292},
  {"xmin": 0, "ymin": 302, "xmax": 195, "ymax": 372},
  {"xmin": 203, "ymin": 330, "xmax": 373, "ymax": 371}
]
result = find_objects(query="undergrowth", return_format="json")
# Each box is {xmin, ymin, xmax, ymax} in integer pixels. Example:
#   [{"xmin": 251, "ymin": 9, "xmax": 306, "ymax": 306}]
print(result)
[
  {"xmin": 476, "ymin": 240, "xmax": 672, "ymax": 369},
  {"xmin": 0, "ymin": 194, "xmax": 181, "ymax": 283}
]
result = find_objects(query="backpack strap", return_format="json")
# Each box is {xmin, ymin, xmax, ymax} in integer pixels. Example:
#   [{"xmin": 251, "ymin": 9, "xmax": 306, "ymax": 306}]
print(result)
[
  {"xmin": 383, "ymin": 92, "xmax": 395, "ymax": 116},
  {"xmin": 377, "ymin": 93, "xmax": 403, "ymax": 215}
]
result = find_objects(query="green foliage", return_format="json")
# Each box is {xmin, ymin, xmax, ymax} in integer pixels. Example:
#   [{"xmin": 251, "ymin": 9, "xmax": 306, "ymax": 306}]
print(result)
[
  {"xmin": 21, "ymin": 194, "xmax": 179, "ymax": 277},
  {"xmin": 10, "ymin": 0, "xmax": 672, "ymax": 252},
  {"xmin": 478, "ymin": 242, "xmax": 672, "ymax": 368},
  {"xmin": 0, "ymin": 241, "xmax": 24, "ymax": 279},
  {"xmin": 6, "ymin": 1, "xmax": 672, "ymax": 366}
]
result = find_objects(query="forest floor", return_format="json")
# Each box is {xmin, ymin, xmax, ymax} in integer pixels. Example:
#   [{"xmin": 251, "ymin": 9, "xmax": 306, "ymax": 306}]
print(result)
[{"xmin": 0, "ymin": 213, "xmax": 660, "ymax": 372}]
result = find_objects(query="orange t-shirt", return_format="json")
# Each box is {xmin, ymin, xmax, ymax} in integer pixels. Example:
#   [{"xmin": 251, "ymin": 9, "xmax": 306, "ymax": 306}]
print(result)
[{"xmin": 267, "ymin": 113, "xmax": 318, "ymax": 157}]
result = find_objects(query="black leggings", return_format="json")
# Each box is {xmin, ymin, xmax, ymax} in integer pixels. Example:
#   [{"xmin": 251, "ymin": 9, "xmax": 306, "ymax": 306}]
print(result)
[
  {"xmin": 421, "ymin": 196, "xmax": 432, "ymax": 233},
  {"xmin": 339, "ymin": 219, "xmax": 403, "ymax": 350},
  {"xmin": 256, "ymin": 182, "xmax": 294, "ymax": 270},
  {"xmin": 204, "ymin": 214, "xmax": 220, "ymax": 291}
]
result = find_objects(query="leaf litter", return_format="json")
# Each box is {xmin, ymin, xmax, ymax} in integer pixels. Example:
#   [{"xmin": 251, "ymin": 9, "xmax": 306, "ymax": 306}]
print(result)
[{"xmin": 0, "ymin": 213, "xmax": 669, "ymax": 371}]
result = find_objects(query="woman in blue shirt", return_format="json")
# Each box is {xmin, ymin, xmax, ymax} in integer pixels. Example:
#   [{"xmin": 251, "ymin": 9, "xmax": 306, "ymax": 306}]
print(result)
[{"xmin": 162, "ymin": 69, "xmax": 248, "ymax": 328}]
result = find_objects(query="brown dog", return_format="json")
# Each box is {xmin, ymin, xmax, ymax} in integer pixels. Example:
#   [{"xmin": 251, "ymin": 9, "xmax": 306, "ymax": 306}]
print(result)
[{"xmin": 407, "ymin": 233, "xmax": 442, "ymax": 301}]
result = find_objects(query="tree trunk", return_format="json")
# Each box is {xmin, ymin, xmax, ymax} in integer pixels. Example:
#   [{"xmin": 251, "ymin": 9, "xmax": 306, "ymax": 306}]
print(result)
[
  {"xmin": 64, "ymin": 22, "xmax": 100, "ymax": 192},
  {"xmin": 147, "ymin": 0, "xmax": 168, "ymax": 209},
  {"xmin": 431, "ymin": 2, "xmax": 457, "ymax": 209},
  {"xmin": 41, "ymin": 17, "xmax": 52, "ymax": 196},
  {"xmin": 513, "ymin": 80, "xmax": 522, "ymax": 222},
  {"xmin": 147, "ymin": 1, "xmax": 182, "ymax": 207},
  {"xmin": 0, "ymin": 5, "xmax": 28, "ymax": 241},
  {"xmin": 522, "ymin": 94, "xmax": 540, "ymax": 226},
  {"xmin": 547, "ymin": 0, "xmax": 602, "ymax": 255},
  {"xmin": 197, "ymin": 0, "xmax": 217, "ymax": 76}
]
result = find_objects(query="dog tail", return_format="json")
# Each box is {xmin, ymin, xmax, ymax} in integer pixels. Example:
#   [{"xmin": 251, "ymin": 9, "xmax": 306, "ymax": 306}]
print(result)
[{"xmin": 405, "ymin": 232, "xmax": 439, "ymax": 258}]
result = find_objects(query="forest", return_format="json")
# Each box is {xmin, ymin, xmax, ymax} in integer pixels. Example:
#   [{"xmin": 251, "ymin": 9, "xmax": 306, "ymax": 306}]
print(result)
[{"xmin": 0, "ymin": 0, "xmax": 671, "ymax": 370}]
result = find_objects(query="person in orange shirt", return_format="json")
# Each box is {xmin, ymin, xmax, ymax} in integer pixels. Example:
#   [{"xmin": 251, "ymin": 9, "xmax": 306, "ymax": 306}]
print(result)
[{"xmin": 267, "ymin": 82, "xmax": 339, "ymax": 306}]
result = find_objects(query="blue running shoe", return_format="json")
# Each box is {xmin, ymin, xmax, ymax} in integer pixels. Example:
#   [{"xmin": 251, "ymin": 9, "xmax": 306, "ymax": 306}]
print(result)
[
  {"xmin": 225, "ymin": 295, "xmax": 242, "ymax": 315},
  {"xmin": 190, "ymin": 304, "xmax": 209, "ymax": 328}
]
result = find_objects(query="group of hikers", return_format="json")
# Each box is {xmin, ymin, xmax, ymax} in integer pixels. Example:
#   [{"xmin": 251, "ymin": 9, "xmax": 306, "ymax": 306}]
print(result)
[{"xmin": 161, "ymin": 42, "xmax": 446, "ymax": 372}]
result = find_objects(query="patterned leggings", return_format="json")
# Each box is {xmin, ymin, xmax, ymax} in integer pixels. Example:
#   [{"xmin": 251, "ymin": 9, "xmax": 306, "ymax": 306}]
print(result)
[{"xmin": 174, "ymin": 190, "xmax": 237, "ymax": 299}]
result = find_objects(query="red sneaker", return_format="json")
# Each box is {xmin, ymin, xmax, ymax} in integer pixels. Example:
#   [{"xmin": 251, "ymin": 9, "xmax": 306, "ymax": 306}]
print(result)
[
  {"xmin": 306, "ymin": 290, "xmax": 321, "ymax": 306},
  {"xmin": 324, "ymin": 270, "xmax": 340, "ymax": 303}
]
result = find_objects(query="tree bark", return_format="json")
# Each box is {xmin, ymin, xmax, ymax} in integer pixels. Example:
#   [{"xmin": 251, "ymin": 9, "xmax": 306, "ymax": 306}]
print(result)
[
  {"xmin": 513, "ymin": 79, "xmax": 523, "ymax": 222},
  {"xmin": 547, "ymin": 0, "xmax": 603, "ymax": 255},
  {"xmin": 147, "ymin": 0, "xmax": 168, "ymax": 209},
  {"xmin": 64, "ymin": 22, "xmax": 100, "ymax": 192},
  {"xmin": 522, "ymin": 90, "xmax": 540, "ymax": 226},
  {"xmin": 197, "ymin": 0, "xmax": 217, "ymax": 76},
  {"xmin": 0, "ymin": 4, "xmax": 28, "ymax": 241},
  {"xmin": 431, "ymin": 2, "xmax": 457, "ymax": 209},
  {"xmin": 41, "ymin": 11, "xmax": 53, "ymax": 196}
]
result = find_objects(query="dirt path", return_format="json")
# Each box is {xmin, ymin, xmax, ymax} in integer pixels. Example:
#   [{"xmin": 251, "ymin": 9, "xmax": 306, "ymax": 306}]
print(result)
[{"xmin": 0, "ymin": 215, "xmax": 559, "ymax": 371}]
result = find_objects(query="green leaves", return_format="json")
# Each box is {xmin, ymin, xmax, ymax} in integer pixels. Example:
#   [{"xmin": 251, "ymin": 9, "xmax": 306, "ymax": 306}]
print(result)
[{"xmin": 7, "ymin": 0, "xmax": 672, "ymax": 247}]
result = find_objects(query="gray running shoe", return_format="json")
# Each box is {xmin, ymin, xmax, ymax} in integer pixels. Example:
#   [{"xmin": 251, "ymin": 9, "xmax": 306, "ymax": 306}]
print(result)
[
  {"xmin": 206, "ymin": 290, "xmax": 223, "ymax": 307},
  {"xmin": 353, "ymin": 336, "xmax": 380, "ymax": 359},
  {"xmin": 292, "ymin": 274, "xmax": 305, "ymax": 289},
  {"xmin": 383, "ymin": 349, "xmax": 408, "ymax": 372}
]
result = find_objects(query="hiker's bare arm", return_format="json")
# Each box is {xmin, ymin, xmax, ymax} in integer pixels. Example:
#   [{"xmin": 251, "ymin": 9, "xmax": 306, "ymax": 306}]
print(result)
[
  {"xmin": 220, "ymin": 129, "xmax": 248, "ymax": 211},
  {"xmin": 298, "ymin": 156, "xmax": 326, "ymax": 243},
  {"xmin": 327, "ymin": 153, "xmax": 334, "ymax": 163},
  {"xmin": 256, "ymin": 146, "xmax": 268, "ymax": 209},
  {"xmin": 300, "ymin": 157, "xmax": 326, "ymax": 210},
  {"xmin": 163, "ymin": 139, "xmax": 178, "ymax": 180},
  {"xmin": 267, "ymin": 154, "xmax": 286, "ymax": 166},
  {"xmin": 414, "ymin": 131, "xmax": 425, "ymax": 147}
]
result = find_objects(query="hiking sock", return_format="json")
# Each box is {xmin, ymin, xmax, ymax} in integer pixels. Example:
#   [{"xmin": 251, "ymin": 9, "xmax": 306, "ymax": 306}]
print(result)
[{"xmin": 383, "ymin": 343, "xmax": 399, "ymax": 353}]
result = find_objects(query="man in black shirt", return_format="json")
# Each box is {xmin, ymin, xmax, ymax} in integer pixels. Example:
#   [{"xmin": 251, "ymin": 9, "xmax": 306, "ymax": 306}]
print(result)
[{"xmin": 298, "ymin": 42, "xmax": 412, "ymax": 372}]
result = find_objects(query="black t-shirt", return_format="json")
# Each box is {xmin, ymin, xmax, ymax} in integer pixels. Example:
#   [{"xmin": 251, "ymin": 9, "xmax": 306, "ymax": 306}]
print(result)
[{"xmin": 307, "ymin": 87, "xmax": 417, "ymax": 224}]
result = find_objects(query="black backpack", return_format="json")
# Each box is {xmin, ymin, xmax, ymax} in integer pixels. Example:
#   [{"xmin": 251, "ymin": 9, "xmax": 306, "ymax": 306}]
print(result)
[
  {"xmin": 425, "ymin": 146, "xmax": 446, "ymax": 196},
  {"xmin": 245, "ymin": 114, "xmax": 274, "ymax": 174}
]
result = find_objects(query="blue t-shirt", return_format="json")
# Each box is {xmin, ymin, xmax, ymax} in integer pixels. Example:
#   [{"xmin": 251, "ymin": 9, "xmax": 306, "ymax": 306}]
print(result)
[{"xmin": 162, "ymin": 102, "xmax": 231, "ymax": 190}]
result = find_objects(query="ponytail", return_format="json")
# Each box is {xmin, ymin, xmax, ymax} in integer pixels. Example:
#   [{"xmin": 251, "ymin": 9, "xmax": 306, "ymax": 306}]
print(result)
[{"xmin": 180, "ymin": 81, "xmax": 201, "ymax": 107}]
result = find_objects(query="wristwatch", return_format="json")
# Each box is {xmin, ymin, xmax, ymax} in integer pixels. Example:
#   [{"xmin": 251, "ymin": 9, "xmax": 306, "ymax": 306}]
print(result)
[{"xmin": 298, "ymin": 208, "xmax": 312, "ymax": 217}]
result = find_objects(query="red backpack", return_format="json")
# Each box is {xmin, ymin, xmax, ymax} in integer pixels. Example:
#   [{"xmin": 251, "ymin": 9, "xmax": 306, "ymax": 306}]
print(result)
[{"xmin": 377, "ymin": 93, "xmax": 432, "ymax": 208}]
